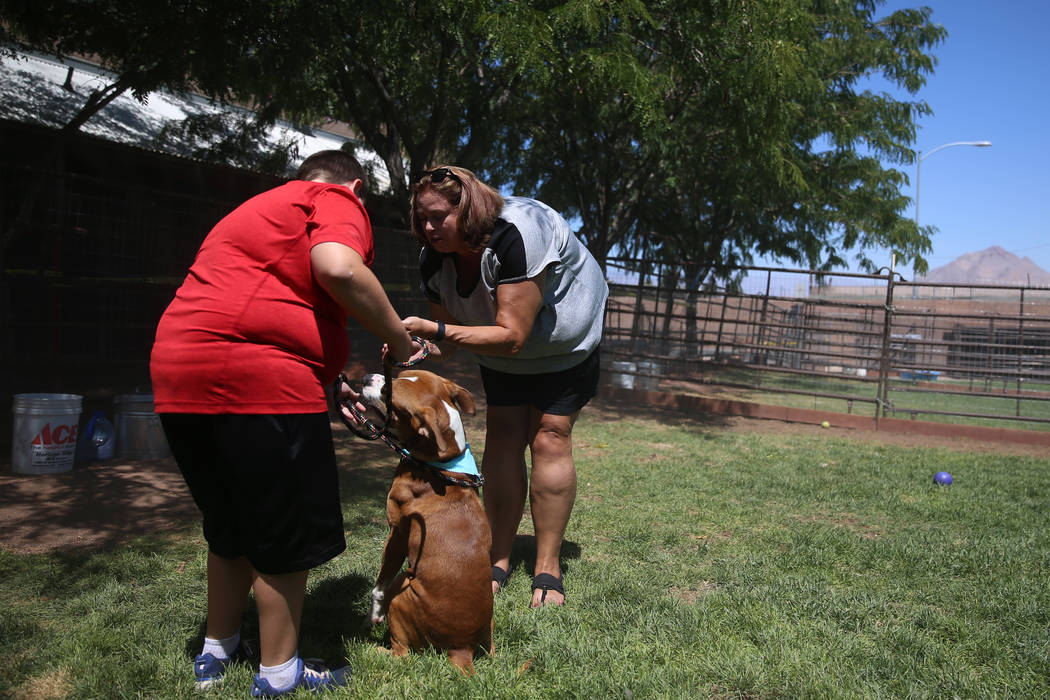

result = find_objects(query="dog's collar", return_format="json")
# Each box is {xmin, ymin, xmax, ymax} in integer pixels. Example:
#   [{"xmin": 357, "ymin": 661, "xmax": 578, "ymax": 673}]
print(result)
[
  {"xmin": 414, "ymin": 443, "xmax": 483, "ymax": 489},
  {"xmin": 424, "ymin": 444, "xmax": 478, "ymax": 477}
]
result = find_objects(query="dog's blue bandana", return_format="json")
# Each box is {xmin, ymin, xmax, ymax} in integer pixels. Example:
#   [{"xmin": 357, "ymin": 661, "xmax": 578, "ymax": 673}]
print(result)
[{"xmin": 425, "ymin": 444, "xmax": 478, "ymax": 477}]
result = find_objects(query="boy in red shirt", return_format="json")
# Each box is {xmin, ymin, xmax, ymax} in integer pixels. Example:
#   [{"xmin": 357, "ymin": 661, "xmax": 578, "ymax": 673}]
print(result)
[{"xmin": 151, "ymin": 150, "xmax": 424, "ymax": 695}]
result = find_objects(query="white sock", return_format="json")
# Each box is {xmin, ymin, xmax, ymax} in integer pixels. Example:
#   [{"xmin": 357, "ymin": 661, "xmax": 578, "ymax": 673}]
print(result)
[
  {"xmin": 258, "ymin": 654, "xmax": 301, "ymax": 690},
  {"xmin": 201, "ymin": 632, "xmax": 240, "ymax": 660}
]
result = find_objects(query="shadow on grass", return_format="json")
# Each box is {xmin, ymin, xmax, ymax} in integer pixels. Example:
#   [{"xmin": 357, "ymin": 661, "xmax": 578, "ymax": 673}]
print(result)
[
  {"xmin": 503, "ymin": 534, "xmax": 582, "ymax": 584},
  {"xmin": 0, "ymin": 459, "xmax": 201, "ymax": 554},
  {"xmin": 588, "ymin": 392, "xmax": 736, "ymax": 432},
  {"xmin": 181, "ymin": 570, "xmax": 377, "ymax": 666},
  {"xmin": 335, "ymin": 445, "xmax": 397, "ymax": 508}
]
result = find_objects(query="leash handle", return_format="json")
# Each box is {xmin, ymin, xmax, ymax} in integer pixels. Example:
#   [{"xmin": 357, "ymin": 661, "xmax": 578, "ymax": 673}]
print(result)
[{"xmin": 386, "ymin": 336, "xmax": 430, "ymax": 368}]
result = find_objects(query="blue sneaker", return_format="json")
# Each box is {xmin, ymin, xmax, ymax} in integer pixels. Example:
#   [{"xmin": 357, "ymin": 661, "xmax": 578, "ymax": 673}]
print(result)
[
  {"xmin": 193, "ymin": 639, "xmax": 254, "ymax": 690},
  {"xmin": 250, "ymin": 658, "xmax": 351, "ymax": 697}
]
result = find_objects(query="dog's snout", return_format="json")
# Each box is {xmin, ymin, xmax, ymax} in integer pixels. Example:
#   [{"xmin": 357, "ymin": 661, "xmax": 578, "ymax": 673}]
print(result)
[
  {"xmin": 360, "ymin": 374, "xmax": 386, "ymax": 408},
  {"xmin": 362, "ymin": 373, "xmax": 384, "ymax": 387}
]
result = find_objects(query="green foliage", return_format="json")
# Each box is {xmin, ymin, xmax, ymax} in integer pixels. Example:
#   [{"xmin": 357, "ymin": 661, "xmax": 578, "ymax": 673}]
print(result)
[
  {"xmin": 480, "ymin": 0, "xmax": 946, "ymax": 278},
  {"xmin": 156, "ymin": 112, "xmax": 300, "ymax": 177},
  {"xmin": 631, "ymin": 1, "xmax": 946, "ymax": 279},
  {"xmin": 2, "ymin": 0, "xmax": 948, "ymax": 270},
  {"xmin": 482, "ymin": 0, "xmax": 663, "ymax": 260}
]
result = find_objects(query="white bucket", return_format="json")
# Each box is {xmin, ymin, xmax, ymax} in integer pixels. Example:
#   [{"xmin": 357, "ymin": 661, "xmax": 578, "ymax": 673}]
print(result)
[
  {"xmin": 608, "ymin": 361, "xmax": 637, "ymax": 390},
  {"xmin": 635, "ymin": 360, "xmax": 662, "ymax": 391},
  {"xmin": 115, "ymin": 394, "xmax": 171, "ymax": 459},
  {"xmin": 11, "ymin": 393, "xmax": 83, "ymax": 474}
]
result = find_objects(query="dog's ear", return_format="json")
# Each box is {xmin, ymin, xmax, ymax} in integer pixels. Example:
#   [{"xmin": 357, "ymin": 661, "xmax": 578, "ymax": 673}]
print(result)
[
  {"xmin": 413, "ymin": 416, "xmax": 433, "ymax": 444},
  {"xmin": 430, "ymin": 417, "xmax": 461, "ymax": 463},
  {"xmin": 446, "ymin": 381, "xmax": 475, "ymax": 416},
  {"xmin": 412, "ymin": 406, "xmax": 458, "ymax": 462}
]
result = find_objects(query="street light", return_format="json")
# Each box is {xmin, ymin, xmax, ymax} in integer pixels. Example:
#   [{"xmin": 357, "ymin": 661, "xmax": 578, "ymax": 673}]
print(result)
[{"xmin": 915, "ymin": 140, "xmax": 992, "ymax": 230}]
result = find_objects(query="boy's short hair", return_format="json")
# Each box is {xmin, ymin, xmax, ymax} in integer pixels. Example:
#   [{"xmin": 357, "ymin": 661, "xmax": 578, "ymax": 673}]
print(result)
[{"xmin": 296, "ymin": 150, "xmax": 369, "ymax": 192}]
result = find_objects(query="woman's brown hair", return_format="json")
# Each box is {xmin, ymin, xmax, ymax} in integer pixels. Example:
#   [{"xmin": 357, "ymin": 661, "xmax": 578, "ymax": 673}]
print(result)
[{"xmin": 410, "ymin": 165, "xmax": 505, "ymax": 251}]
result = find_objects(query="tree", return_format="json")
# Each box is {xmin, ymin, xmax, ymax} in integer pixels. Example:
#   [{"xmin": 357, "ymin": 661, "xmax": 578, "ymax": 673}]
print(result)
[
  {"xmin": 487, "ymin": 1, "xmax": 944, "ymax": 278},
  {"xmin": 231, "ymin": 0, "xmax": 660, "ymax": 215},
  {"xmin": 480, "ymin": 0, "xmax": 663, "ymax": 267},
  {"xmin": 197, "ymin": 0, "xmax": 520, "ymax": 208},
  {"xmin": 635, "ymin": 0, "xmax": 946, "ymax": 278},
  {"xmin": 2, "ymin": 0, "xmax": 948, "ymax": 271}
]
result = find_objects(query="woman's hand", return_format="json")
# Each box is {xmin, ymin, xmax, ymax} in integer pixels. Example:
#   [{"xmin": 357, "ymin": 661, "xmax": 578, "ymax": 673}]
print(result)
[
  {"xmin": 401, "ymin": 304, "xmax": 459, "ymax": 362},
  {"xmin": 380, "ymin": 337, "xmax": 430, "ymax": 366},
  {"xmin": 403, "ymin": 316, "xmax": 437, "ymax": 339}
]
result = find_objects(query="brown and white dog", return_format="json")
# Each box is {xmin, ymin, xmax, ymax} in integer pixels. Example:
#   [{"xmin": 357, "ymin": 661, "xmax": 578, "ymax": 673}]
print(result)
[{"xmin": 352, "ymin": 369, "xmax": 493, "ymax": 673}]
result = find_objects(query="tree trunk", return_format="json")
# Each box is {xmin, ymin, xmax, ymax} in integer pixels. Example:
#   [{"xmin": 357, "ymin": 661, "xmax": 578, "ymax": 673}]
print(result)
[
  {"xmin": 629, "ymin": 258, "xmax": 651, "ymax": 355},
  {"xmin": 658, "ymin": 265, "xmax": 679, "ymax": 356}
]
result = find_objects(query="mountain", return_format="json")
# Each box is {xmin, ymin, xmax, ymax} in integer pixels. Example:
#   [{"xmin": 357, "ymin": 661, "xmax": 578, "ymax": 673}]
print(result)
[{"xmin": 919, "ymin": 246, "xmax": 1050, "ymax": 286}]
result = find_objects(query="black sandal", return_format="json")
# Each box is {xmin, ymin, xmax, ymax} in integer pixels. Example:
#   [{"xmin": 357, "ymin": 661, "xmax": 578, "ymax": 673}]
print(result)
[
  {"xmin": 491, "ymin": 565, "xmax": 510, "ymax": 592},
  {"xmin": 530, "ymin": 573, "xmax": 565, "ymax": 607}
]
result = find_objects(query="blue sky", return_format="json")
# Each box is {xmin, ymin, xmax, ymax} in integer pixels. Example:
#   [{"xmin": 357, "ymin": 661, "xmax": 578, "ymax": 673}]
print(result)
[
  {"xmin": 764, "ymin": 1, "xmax": 1050, "ymax": 276},
  {"xmin": 893, "ymin": 0, "xmax": 1050, "ymax": 274}
]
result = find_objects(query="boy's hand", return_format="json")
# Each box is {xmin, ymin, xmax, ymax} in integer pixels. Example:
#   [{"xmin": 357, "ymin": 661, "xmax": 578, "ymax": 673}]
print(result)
[{"xmin": 333, "ymin": 375, "xmax": 367, "ymax": 429}]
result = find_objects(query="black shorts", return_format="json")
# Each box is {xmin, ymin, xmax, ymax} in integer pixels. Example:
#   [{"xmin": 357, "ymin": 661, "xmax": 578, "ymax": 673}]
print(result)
[
  {"xmin": 480, "ymin": 347, "xmax": 601, "ymax": 416},
  {"xmin": 160, "ymin": 412, "xmax": 346, "ymax": 575}
]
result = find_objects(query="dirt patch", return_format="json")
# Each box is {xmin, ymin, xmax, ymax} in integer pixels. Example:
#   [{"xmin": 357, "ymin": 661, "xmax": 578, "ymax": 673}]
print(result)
[
  {"xmin": 0, "ymin": 458, "xmax": 200, "ymax": 555},
  {"xmin": 593, "ymin": 388, "xmax": 1050, "ymax": 459},
  {"xmin": 715, "ymin": 413, "xmax": 1050, "ymax": 458}
]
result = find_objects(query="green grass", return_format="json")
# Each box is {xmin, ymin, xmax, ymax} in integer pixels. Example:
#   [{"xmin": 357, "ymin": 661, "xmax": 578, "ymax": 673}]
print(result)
[{"xmin": 3, "ymin": 411, "xmax": 1049, "ymax": 698}]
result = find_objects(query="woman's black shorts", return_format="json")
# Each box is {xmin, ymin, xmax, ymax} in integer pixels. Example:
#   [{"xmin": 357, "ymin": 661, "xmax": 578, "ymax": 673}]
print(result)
[
  {"xmin": 479, "ymin": 347, "xmax": 601, "ymax": 416},
  {"xmin": 160, "ymin": 412, "xmax": 346, "ymax": 575}
]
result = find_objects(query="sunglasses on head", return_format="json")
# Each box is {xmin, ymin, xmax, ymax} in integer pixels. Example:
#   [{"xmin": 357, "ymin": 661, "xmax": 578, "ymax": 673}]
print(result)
[{"xmin": 418, "ymin": 167, "xmax": 462, "ymax": 185}]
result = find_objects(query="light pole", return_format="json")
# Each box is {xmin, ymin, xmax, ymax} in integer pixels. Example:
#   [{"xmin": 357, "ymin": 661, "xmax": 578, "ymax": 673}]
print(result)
[{"xmin": 915, "ymin": 140, "xmax": 992, "ymax": 230}]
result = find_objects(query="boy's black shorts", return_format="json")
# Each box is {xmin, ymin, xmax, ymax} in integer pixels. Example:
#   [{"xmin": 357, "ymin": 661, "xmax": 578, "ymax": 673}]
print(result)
[
  {"xmin": 480, "ymin": 347, "xmax": 601, "ymax": 416},
  {"xmin": 160, "ymin": 412, "xmax": 346, "ymax": 575}
]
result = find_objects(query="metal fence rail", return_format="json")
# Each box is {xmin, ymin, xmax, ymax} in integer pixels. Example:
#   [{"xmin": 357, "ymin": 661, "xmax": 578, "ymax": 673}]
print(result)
[{"xmin": 602, "ymin": 261, "xmax": 1050, "ymax": 430}]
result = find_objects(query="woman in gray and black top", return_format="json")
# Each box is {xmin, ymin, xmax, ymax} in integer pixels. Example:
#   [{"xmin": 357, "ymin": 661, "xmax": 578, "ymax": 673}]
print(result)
[{"xmin": 403, "ymin": 165, "xmax": 608, "ymax": 608}]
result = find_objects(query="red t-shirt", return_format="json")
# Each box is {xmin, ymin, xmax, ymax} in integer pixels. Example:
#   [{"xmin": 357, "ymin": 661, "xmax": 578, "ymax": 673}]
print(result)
[{"xmin": 150, "ymin": 180, "xmax": 373, "ymax": 413}]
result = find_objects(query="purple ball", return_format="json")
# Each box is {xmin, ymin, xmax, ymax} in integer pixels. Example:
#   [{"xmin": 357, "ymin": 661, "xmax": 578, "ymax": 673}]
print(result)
[{"xmin": 934, "ymin": 471, "xmax": 953, "ymax": 485}]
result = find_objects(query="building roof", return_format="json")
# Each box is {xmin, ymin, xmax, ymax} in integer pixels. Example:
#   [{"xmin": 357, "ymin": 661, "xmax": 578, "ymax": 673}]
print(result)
[{"xmin": 1, "ymin": 50, "xmax": 391, "ymax": 190}]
